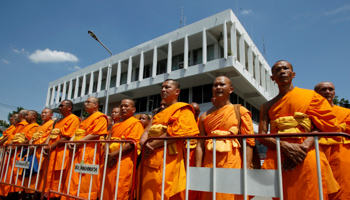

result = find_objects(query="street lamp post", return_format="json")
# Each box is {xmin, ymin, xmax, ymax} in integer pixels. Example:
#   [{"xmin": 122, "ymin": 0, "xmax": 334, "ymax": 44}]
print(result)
[{"xmin": 88, "ymin": 30, "xmax": 113, "ymax": 115}]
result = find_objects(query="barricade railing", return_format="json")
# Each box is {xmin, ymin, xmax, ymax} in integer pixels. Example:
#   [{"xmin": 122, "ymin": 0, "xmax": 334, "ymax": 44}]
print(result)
[
  {"xmin": 139, "ymin": 132, "xmax": 350, "ymax": 200},
  {"xmin": 47, "ymin": 139, "xmax": 138, "ymax": 200},
  {"xmin": 0, "ymin": 143, "xmax": 51, "ymax": 196}
]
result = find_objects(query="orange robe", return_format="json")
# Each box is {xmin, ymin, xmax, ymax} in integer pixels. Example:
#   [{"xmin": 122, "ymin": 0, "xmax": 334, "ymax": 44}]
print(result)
[
  {"xmin": 201, "ymin": 104, "xmax": 254, "ymax": 200},
  {"xmin": 101, "ymin": 116, "xmax": 144, "ymax": 200},
  {"xmin": 44, "ymin": 114, "xmax": 80, "ymax": 198},
  {"xmin": 13, "ymin": 123, "xmax": 39, "ymax": 192},
  {"xmin": 262, "ymin": 87, "xmax": 340, "ymax": 200},
  {"xmin": 0, "ymin": 125, "xmax": 15, "ymax": 142},
  {"xmin": 320, "ymin": 105, "xmax": 350, "ymax": 200},
  {"xmin": 140, "ymin": 102, "xmax": 199, "ymax": 200},
  {"xmin": 27, "ymin": 120, "xmax": 54, "ymax": 193},
  {"xmin": 62, "ymin": 111, "xmax": 107, "ymax": 200}
]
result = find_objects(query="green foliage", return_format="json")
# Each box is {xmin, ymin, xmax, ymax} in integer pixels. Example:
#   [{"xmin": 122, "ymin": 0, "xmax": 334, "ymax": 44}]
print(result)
[
  {"xmin": 333, "ymin": 96, "xmax": 350, "ymax": 108},
  {"xmin": 7, "ymin": 107, "xmax": 43, "ymax": 125},
  {"xmin": 0, "ymin": 120, "xmax": 10, "ymax": 128}
]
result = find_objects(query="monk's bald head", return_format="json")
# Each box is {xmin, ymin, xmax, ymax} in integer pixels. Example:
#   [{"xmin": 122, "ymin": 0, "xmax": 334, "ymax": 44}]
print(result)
[
  {"xmin": 272, "ymin": 60, "xmax": 293, "ymax": 74},
  {"xmin": 215, "ymin": 76, "xmax": 232, "ymax": 87},
  {"xmin": 28, "ymin": 110, "xmax": 38, "ymax": 119},
  {"xmin": 164, "ymin": 79, "xmax": 180, "ymax": 89},
  {"xmin": 314, "ymin": 81, "xmax": 334, "ymax": 92},
  {"xmin": 122, "ymin": 99, "xmax": 135, "ymax": 107},
  {"xmin": 314, "ymin": 81, "xmax": 335, "ymax": 106},
  {"xmin": 19, "ymin": 109, "xmax": 28, "ymax": 120},
  {"xmin": 190, "ymin": 102, "xmax": 201, "ymax": 119}
]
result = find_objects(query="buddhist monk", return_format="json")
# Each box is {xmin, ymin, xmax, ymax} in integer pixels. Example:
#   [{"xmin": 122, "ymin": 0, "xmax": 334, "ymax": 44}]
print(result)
[
  {"xmin": 139, "ymin": 114, "xmax": 151, "ymax": 129},
  {"xmin": 43, "ymin": 100, "xmax": 80, "ymax": 199},
  {"xmin": 101, "ymin": 99, "xmax": 144, "ymax": 200},
  {"xmin": 107, "ymin": 116, "xmax": 113, "ymax": 131},
  {"xmin": 315, "ymin": 81, "xmax": 350, "ymax": 200},
  {"xmin": 139, "ymin": 79, "xmax": 199, "ymax": 199},
  {"xmin": 0, "ymin": 114, "xmax": 18, "ymax": 145},
  {"xmin": 14, "ymin": 110, "xmax": 39, "ymax": 198},
  {"xmin": 259, "ymin": 60, "xmax": 340, "ymax": 199},
  {"xmin": 62, "ymin": 97, "xmax": 107, "ymax": 200},
  {"xmin": 196, "ymin": 76, "xmax": 254, "ymax": 200},
  {"xmin": 27, "ymin": 108, "xmax": 54, "ymax": 199}
]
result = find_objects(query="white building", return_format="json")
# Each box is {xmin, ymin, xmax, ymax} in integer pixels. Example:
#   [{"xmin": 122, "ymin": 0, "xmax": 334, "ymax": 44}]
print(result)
[{"xmin": 45, "ymin": 9, "xmax": 278, "ymax": 133}]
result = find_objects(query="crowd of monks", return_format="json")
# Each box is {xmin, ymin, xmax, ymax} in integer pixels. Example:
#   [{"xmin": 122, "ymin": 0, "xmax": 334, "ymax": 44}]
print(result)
[{"xmin": 0, "ymin": 60, "xmax": 349, "ymax": 200}]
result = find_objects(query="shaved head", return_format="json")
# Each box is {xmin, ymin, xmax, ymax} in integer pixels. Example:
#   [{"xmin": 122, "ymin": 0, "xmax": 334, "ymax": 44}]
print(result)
[
  {"xmin": 164, "ymin": 79, "xmax": 180, "ymax": 89},
  {"xmin": 28, "ymin": 110, "xmax": 38, "ymax": 119},
  {"xmin": 314, "ymin": 81, "xmax": 335, "ymax": 106},
  {"xmin": 272, "ymin": 60, "xmax": 293, "ymax": 73},
  {"xmin": 215, "ymin": 76, "xmax": 232, "ymax": 87},
  {"xmin": 314, "ymin": 81, "xmax": 334, "ymax": 91},
  {"xmin": 62, "ymin": 100, "xmax": 74, "ymax": 110},
  {"xmin": 123, "ymin": 99, "xmax": 135, "ymax": 107},
  {"xmin": 190, "ymin": 102, "xmax": 201, "ymax": 119}
]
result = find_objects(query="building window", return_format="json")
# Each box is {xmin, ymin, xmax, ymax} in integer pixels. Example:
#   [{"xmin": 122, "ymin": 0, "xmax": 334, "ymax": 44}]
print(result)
[
  {"xmin": 172, "ymin": 54, "xmax": 184, "ymax": 71},
  {"xmin": 101, "ymin": 79, "xmax": 106, "ymax": 90},
  {"xmin": 192, "ymin": 84, "xmax": 212, "ymax": 104},
  {"xmin": 230, "ymin": 92, "xmax": 238, "ymax": 104},
  {"xmin": 207, "ymin": 45, "xmax": 215, "ymax": 61},
  {"xmin": 178, "ymin": 88, "xmax": 189, "ymax": 103},
  {"xmin": 120, "ymin": 72, "xmax": 127, "ymax": 85},
  {"xmin": 251, "ymin": 106, "xmax": 260, "ymax": 122},
  {"xmin": 135, "ymin": 97, "xmax": 148, "ymax": 113},
  {"xmin": 132, "ymin": 68, "xmax": 139, "ymax": 82},
  {"xmin": 149, "ymin": 94, "xmax": 162, "ymax": 112},
  {"xmin": 157, "ymin": 59, "xmax": 167, "ymax": 75},
  {"xmin": 238, "ymin": 95, "xmax": 244, "ymax": 105},
  {"xmin": 192, "ymin": 48, "xmax": 202, "ymax": 65},
  {"xmin": 110, "ymin": 75, "xmax": 116, "ymax": 87},
  {"xmin": 144, "ymin": 64, "xmax": 152, "ymax": 79},
  {"xmin": 93, "ymin": 82, "xmax": 97, "ymax": 93}
]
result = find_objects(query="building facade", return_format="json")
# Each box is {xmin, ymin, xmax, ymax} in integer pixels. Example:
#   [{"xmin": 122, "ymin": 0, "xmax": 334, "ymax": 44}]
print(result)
[{"xmin": 45, "ymin": 9, "xmax": 278, "ymax": 133}]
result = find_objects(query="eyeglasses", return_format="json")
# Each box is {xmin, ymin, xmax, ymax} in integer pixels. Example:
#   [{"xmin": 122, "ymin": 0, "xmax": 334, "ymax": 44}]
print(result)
[
  {"xmin": 59, "ymin": 104, "xmax": 68, "ymax": 108},
  {"xmin": 84, "ymin": 101, "xmax": 95, "ymax": 104}
]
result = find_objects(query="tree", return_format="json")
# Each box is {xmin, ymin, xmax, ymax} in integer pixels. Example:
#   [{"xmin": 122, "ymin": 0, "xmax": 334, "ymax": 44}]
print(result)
[
  {"xmin": 333, "ymin": 96, "xmax": 350, "ymax": 108},
  {"xmin": 0, "ymin": 120, "xmax": 10, "ymax": 128}
]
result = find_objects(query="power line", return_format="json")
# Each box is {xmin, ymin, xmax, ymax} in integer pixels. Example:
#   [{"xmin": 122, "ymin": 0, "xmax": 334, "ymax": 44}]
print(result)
[{"xmin": 0, "ymin": 102, "xmax": 18, "ymax": 109}]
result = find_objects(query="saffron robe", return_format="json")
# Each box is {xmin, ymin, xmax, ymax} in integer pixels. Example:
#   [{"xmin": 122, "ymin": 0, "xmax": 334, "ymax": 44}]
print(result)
[
  {"xmin": 0, "ymin": 121, "xmax": 28, "ymax": 196},
  {"xmin": 62, "ymin": 111, "xmax": 107, "ymax": 200},
  {"xmin": 320, "ymin": 105, "xmax": 350, "ymax": 200},
  {"xmin": 140, "ymin": 102, "xmax": 199, "ymax": 200},
  {"xmin": 13, "ymin": 122, "xmax": 39, "ymax": 192},
  {"xmin": 262, "ymin": 87, "xmax": 340, "ymax": 200},
  {"xmin": 0, "ymin": 125, "xmax": 15, "ymax": 141},
  {"xmin": 44, "ymin": 114, "xmax": 80, "ymax": 198},
  {"xmin": 201, "ymin": 104, "xmax": 254, "ymax": 200},
  {"xmin": 101, "ymin": 116, "xmax": 144, "ymax": 200},
  {"xmin": 27, "ymin": 119, "xmax": 54, "ymax": 193}
]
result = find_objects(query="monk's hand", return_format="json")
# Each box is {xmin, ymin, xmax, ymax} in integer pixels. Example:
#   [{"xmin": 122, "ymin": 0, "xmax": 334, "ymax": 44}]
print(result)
[
  {"xmin": 282, "ymin": 157, "xmax": 297, "ymax": 171},
  {"xmin": 281, "ymin": 142, "xmax": 307, "ymax": 165},
  {"xmin": 67, "ymin": 143, "xmax": 75, "ymax": 151},
  {"xmin": 28, "ymin": 146, "xmax": 35, "ymax": 155},
  {"xmin": 143, "ymin": 143, "xmax": 154, "ymax": 159},
  {"xmin": 43, "ymin": 146, "xmax": 49, "ymax": 156},
  {"xmin": 107, "ymin": 154, "xmax": 116, "ymax": 168}
]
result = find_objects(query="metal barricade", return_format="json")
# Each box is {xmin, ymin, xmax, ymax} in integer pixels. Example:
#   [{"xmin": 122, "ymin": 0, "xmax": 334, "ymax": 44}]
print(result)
[
  {"xmin": 0, "ymin": 143, "xmax": 51, "ymax": 197},
  {"xmin": 139, "ymin": 132, "xmax": 350, "ymax": 200},
  {"xmin": 47, "ymin": 139, "xmax": 138, "ymax": 200}
]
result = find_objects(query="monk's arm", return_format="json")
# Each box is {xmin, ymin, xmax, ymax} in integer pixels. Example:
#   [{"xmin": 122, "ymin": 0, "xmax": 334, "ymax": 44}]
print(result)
[
  {"xmin": 139, "ymin": 120, "xmax": 153, "ymax": 148},
  {"xmin": 51, "ymin": 136, "xmax": 70, "ymax": 150},
  {"xmin": 258, "ymin": 104, "xmax": 277, "ymax": 149},
  {"xmin": 104, "ymin": 129, "xmax": 113, "ymax": 155},
  {"xmin": 147, "ymin": 132, "xmax": 176, "ymax": 149},
  {"xmin": 75, "ymin": 134, "xmax": 99, "ymax": 148},
  {"xmin": 195, "ymin": 114, "xmax": 206, "ymax": 167},
  {"xmin": 0, "ymin": 137, "xmax": 8, "ymax": 145},
  {"xmin": 109, "ymin": 143, "xmax": 133, "ymax": 158}
]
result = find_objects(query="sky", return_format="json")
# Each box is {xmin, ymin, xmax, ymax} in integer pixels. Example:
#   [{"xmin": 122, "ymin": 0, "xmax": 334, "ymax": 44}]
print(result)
[{"xmin": 0, "ymin": 0, "xmax": 349, "ymax": 123}]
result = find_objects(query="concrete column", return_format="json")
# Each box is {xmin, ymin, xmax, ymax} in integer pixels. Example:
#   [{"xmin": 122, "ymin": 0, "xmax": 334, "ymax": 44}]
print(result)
[
  {"xmin": 55, "ymin": 84, "xmax": 61, "ymax": 104},
  {"xmin": 68, "ymin": 79, "xmax": 73, "ymax": 100},
  {"xmin": 202, "ymin": 28, "xmax": 207, "ymax": 65},
  {"xmin": 74, "ymin": 76, "xmax": 79, "ymax": 99},
  {"xmin": 223, "ymin": 21, "xmax": 228, "ymax": 59},
  {"xmin": 97, "ymin": 68, "xmax": 102, "ymax": 92},
  {"xmin": 230, "ymin": 22, "xmax": 237, "ymax": 58},
  {"xmin": 248, "ymin": 45, "xmax": 253, "ymax": 75},
  {"xmin": 89, "ymin": 71, "xmax": 94, "ymax": 94},
  {"xmin": 50, "ymin": 85, "xmax": 55, "ymax": 105},
  {"xmin": 184, "ymin": 34, "xmax": 188, "ymax": 69},
  {"xmin": 239, "ymin": 33, "xmax": 245, "ymax": 69},
  {"xmin": 167, "ymin": 41, "xmax": 172, "ymax": 73},
  {"xmin": 139, "ymin": 51, "xmax": 144, "ymax": 81},
  {"xmin": 260, "ymin": 65, "xmax": 266, "ymax": 90},
  {"xmin": 127, "ymin": 56, "xmax": 132, "ymax": 84},
  {"xmin": 255, "ymin": 55, "xmax": 260, "ymax": 84},
  {"xmin": 152, "ymin": 46, "xmax": 157, "ymax": 77},
  {"xmin": 45, "ymin": 87, "xmax": 51, "ymax": 106},
  {"xmin": 61, "ymin": 81, "xmax": 67, "ymax": 100},
  {"xmin": 81, "ymin": 73, "xmax": 86, "ymax": 97},
  {"xmin": 116, "ymin": 60, "xmax": 121, "ymax": 87}
]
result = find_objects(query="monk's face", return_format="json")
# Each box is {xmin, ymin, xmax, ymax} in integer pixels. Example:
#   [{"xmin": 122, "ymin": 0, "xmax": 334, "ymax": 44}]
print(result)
[
  {"xmin": 25, "ymin": 111, "xmax": 36, "ymax": 124},
  {"xmin": 41, "ymin": 109, "xmax": 53, "ymax": 122},
  {"xmin": 315, "ymin": 82, "xmax": 335, "ymax": 102},
  {"xmin": 10, "ymin": 116, "xmax": 15, "ymax": 125},
  {"xmin": 212, "ymin": 76, "xmax": 233, "ymax": 99},
  {"xmin": 139, "ymin": 114, "xmax": 150, "ymax": 128},
  {"xmin": 84, "ymin": 97, "xmax": 98, "ymax": 113},
  {"xmin": 271, "ymin": 61, "xmax": 295, "ymax": 85},
  {"xmin": 107, "ymin": 116, "xmax": 113, "ymax": 126},
  {"xmin": 120, "ymin": 99, "xmax": 136, "ymax": 120},
  {"xmin": 59, "ymin": 101, "xmax": 71, "ymax": 116},
  {"xmin": 111, "ymin": 108, "xmax": 121, "ymax": 122},
  {"xmin": 161, "ymin": 81, "xmax": 179, "ymax": 102},
  {"xmin": 160, "ymin": 100, "xmax": 166, "ymax": 109}
]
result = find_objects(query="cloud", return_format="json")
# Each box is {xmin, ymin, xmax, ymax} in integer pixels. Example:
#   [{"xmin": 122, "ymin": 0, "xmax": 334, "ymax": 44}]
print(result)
[
  {"xmin": 241, "ymin": 9, "xmax": 253, "ymax": 15},
  {"xmin": 12, "ymin": 45, "xmax": 27, "ymax": 55},
  {"xmin": 28, "ymin": 49, "xmax": 79, "ymax": 63},
  {"xmin": 2, "ymin": 59, "xmax": 9, "ymax": 64},
  {"xmin": 69, "ymin": 66, "xmax": 81, "ymax": 71},
  {"xmin": 325, "ymin": 5, "xmax": 350, "ymax": 16}
]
